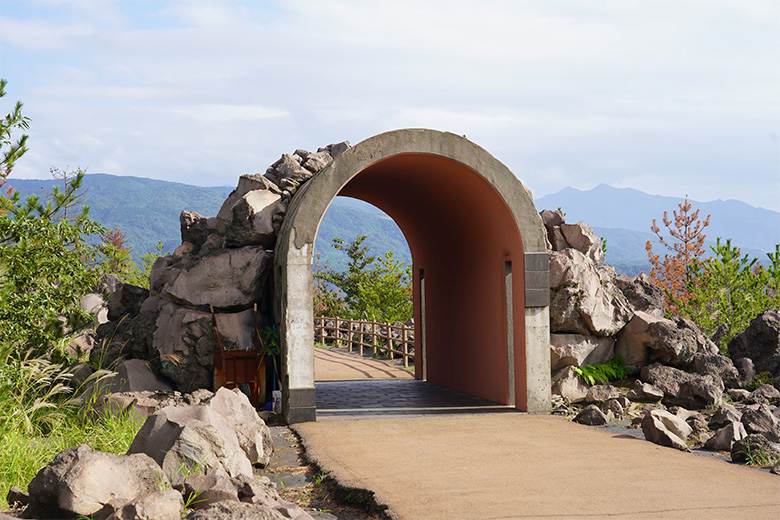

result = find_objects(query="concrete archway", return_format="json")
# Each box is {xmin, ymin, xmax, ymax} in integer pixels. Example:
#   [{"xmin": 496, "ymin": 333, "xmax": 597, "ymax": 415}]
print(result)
[{"xmin": 274, "ymin": 129, "xmax": 550, "ymax": 423}]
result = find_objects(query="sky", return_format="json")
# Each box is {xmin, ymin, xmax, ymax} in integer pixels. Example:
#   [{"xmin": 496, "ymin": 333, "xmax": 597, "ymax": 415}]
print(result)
[{"xmin": 1, "ymin": 0, "xmax": 779, "ymax": 211}]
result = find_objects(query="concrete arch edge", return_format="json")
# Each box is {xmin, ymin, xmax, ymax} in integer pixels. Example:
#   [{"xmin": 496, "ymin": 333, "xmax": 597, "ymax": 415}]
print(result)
[{"xmin": 274, "ymin": 128, "xmax": 551, "ymax": 423}]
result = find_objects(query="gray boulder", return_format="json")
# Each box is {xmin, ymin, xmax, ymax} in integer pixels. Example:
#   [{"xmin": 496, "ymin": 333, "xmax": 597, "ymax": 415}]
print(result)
[
  {"xmin": 728, "ymin": 310, "xmax": 780, "ymax": 383},
  {"xmin": 549, "ymin": 249, "xmax": 632, "ymax": 337},
  {"xmin": 708, "ymin": 403, "xmax": 742, "ymax": 430},
  {"xmin": 615, "ymin": 273, "xmax": 665, "ymax": 318},
  {"xmin": 704, "ymin": 422, "xmax": 747, "ymax": 451},
  {"xmin": 573, "ymin": 404, "xmax": 609, "ymax": 425},
  {"xmin": 741, "ymin": 404, "xmax": 780, "ymax": 434},
  {"xmin": 206, "ymin": 388, "xmax": 274, "ymax": 467},
  {"xmin": 539, "ymin": 209, "xmax": 565, "ymax": 231},
  {"xmin": 186, "ymin": 501, "xmax": 288, "ymax": 520},
  {"xmin": 626, "ymin": 380, "xmax": 664, "ymax": 403},
  {"xmin": 108, "ymin": 283, "xmax": 150, "ymax": 322},
  {"xmin": 231, "ymin": 475, "xmax": 313, "ymax": 519},
  {"xmin": 550, "ymin": 334, "xmax": 614, "ymax": 371},
  {"xmin": 100, "ymin": 358, "xmax": 172, "ymax": 396},
  {"xmin": 183, "ymin": 467, "xmax": 239, "ymax": 510},
  {"xmin": 616, "ymin": 312, "xmax": 719, "ymax": 373},
  {"xmin": 731, "ymin": 433, "xmax": 780, "ymax": 463},
  {"xmin": 640, "ymin": 363, "xmax": 723, "ymax": 409},
  {"xmin": 218, "ymin": 189, "xmax": 285, "ymax": 249},
  {"xmin": 127, "ymin": 402, "xmax": 253, "ymax": 486},
  {"xmin": 733, "ymin": 357, "xmax": 756, "ymax": 386},
  {"xmin": 26, "ymin": 445, "xmax": 165, "ymax": 517},
  {"xmin": 693, "ymin": 353, "xmax": 740, "ymax": 389},
  {"xmin": 584, "ymin": 384, "xmax": 621, "ymax": 404},
  {"xmin": 180, "ymin": 210, "xmax": 219, "ymax": 253},
  {"xmin": 161, "ymin": 246, "xmax": 271, "ymax": 308},
  {"xmin": 152, "ymin": 304, "xmax": 255, "ymax": 392},
  {"xmin": 560, "ymin": 222, "xmax": 605, "ymax": 264},
  {"xmin": 106, "ymin": 489, "xmax": 184, "ymax": 520},
  {"xmin": 748, "ymin": 384, "xmax": 780, "ymax": 404},
  {"xmin": 641, "ymin": 409, "xmax": 692, "ymax": 451},
  {"xmin": 551, "ymin": 365, "xmax": 588, "ymax": 403}
]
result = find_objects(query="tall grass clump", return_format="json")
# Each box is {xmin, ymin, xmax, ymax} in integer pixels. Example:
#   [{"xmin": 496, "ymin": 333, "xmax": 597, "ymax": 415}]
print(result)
[{"xmin": 0, "ymin": 343, "xmax": 143, "ymax": 510}]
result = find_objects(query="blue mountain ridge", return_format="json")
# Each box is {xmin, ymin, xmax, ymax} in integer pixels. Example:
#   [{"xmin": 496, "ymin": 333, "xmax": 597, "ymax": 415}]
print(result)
[{"xmin": 7, "ymin": 175, "xmax": 775, "ymax": 276}]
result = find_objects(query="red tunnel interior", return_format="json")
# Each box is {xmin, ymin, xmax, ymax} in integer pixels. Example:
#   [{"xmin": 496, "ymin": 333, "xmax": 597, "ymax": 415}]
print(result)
[{"xmin": 334, "ymin": 153, "xmax": 528, "ymax": 409}]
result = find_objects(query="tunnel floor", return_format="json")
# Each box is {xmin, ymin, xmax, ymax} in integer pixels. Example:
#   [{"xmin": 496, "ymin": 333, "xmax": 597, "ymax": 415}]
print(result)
[{"xmin": 315, "ymin": 379, "xmax": 516, "ymax": 420}]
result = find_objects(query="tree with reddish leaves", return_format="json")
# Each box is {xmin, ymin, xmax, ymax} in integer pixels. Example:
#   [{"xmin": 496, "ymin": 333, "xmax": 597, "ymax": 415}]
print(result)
[
  {"xmin": 645, "ymin": 195, "xmax": 710, "ymax": 313},
  {"xmin": 100, "ymin": 227, "xmax": 136, "ymax": 281}
]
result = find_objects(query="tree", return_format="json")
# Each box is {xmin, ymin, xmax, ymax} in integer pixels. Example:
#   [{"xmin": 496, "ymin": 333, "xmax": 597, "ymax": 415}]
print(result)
[
  {"xmin": 314, "ymin": 235, "xmax": 413, "ymax": 323},
  {"xmin": 645, "ymin": 195, "xmax": 710, "ymax": 312},
  {"xmin": 100, "ymin": 226, "xmax": 137, "ymax": 281},
  {"xmin": 0, "ymin": 170, "xmax": 105, "ymax": 354},
  {"xmin": 676, "ymin": 239, "xmax": 780, "ymax": 352},
  {"xmin": 0, "ymin": 78, "xmax": 30, "ymax": 199}
]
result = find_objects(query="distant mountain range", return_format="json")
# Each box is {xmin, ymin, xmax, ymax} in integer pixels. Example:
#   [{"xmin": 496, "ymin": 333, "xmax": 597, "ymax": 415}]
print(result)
[
  {"xmin": 7, "ymin": 175, "xmax": 778, "ymax": 276},
  {"xmin": 535, "ymin": 184, "xmax": 780, "ymax": 274},
  {"xmin": 7, "ymin": 175, "xmax": 232, "ymax": 260}
]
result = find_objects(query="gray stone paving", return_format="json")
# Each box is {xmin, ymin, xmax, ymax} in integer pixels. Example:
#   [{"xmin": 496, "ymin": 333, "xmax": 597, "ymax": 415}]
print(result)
[{"xmin": 315, "ymin": 379, "xmax": 516, "ymax": 419}]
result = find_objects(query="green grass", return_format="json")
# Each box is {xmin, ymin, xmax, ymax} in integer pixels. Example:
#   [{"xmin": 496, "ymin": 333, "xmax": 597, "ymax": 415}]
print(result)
[{"xmin": 0, "ymin": 347, "xmax": 143, "ymax": 510}]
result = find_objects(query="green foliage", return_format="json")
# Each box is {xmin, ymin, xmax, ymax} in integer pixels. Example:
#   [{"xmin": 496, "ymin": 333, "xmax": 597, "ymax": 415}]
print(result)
[
  {"xmin": 0, "ymin": 170, "xmax": 105, "ymax": 354},
  {"xmin": 745, "ymin": 372, "xmax": 779, "ymax": 392},
  {"xmin": 122, "ymin": 240, "xmax": 164, "ymax": 289},
  {"xmin": 1, "ymin": 78, "xmax": 30, "ymax": 179},
  {"xmin": 573, "ymin": 356, "xmax": 630, "ymax": 386},
  {"xmin": 673, "ymin": 238, "xmax": 780, "ymax": 352},
  {"xmin": 9, "ymin": 175, "xmax": 229, "ymax": 264},
  {"xmin": 0, "ymin": 345, "xmax": 142, "ymax": 509},
  {"xmin": 314, "ymin": 235, "xmax": 413, "ymax": 323},
  {"xmin": 741, "ymin": 439, "xmax": 780, "ymax": 468}
]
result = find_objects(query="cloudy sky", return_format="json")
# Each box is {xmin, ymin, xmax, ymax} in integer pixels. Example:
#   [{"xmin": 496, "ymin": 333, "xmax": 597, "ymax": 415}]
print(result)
[{"xmin": 1, "ymin": 0, "xmax": 778, "ymax": 211}]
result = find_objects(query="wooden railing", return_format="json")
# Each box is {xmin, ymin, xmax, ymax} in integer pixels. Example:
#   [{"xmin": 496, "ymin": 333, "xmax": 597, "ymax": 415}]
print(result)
[{"xmin": 313, "ymin": 317, "xmax": 415, "ymax": 368}]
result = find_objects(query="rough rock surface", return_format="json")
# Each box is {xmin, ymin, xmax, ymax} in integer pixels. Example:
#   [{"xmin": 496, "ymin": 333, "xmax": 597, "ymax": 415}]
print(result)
[
  {"xmin": 614, "ymin": 273, "xmax": 666, "ymax": 318},
  {"xmin": 708, "ymin": 404, "xmax": 742, "ymax": 430},
  {"xmin": 127, "ymin": 388, "xmax": 271, "ymax": 486},
  {"xmin": 584, "ymin": 384, "xmax": 621, "ymax": 404},
  {"xmin": 704, "ymin": 422, "xmax": 747, "ymax": 451},
  {"xmin": 549, "ymin": 334, "xmax": 615, "ymax": 371},
  {"xmin": 728, "ymin": 310, "xmax": 780, "ymax": 383},
  {"xmin": 559, "ymin": 222, "xmax": 605, "ymax": 264},
  {"xmin": 26, "ymin": 445, "xmax": 165, "ymax": 517},
  {"xmin": 573, "ymin": 404, "xmax": 609, "ymax": 425},
  {"xmin": 127, "ymin": 403, "xmax": 253, "ymax": 485},
  {"xmin": 616, "ymin": 313, "xmax": 719, "ymax": 372},
  {"xmin": 625, "ymin": 380, "xmax": 664, "ymax": 402},
  {"xmin": 693, "ymin": 353, "xmax": 740, "ymax": 389},
  {"xmin": 94, "ymin": 143, "xmax": 349, "ymax": 396},
  {"xmin": 640, "ymin": 363, "xmax": 723, "ymax": 409},
  {"xmin": 106, "ymin": 490, "xmax": 183, "ymax": 520},
  {"xmin": 731, "ymin": 433, "xmax": 780, "ymax": 463},
  {"xmin": 740, "ymin": 404, "xmax": 780, "ymax": 434},
  {"xmin": 186, "ymin": 500, "xmax": 288, "ymax": 520},
  {"xmin": 205, "ymin": 388, "xmax": 274, "ymax": 467},
  {"xmin": 551, "ymin": 365, "xmax": 588, "ymax": 403},
  {"xmin": 641, "ymin": 409, "xmax": 692, "ymax": 451},
  {"xmin": 549, "ymin": 249, "xmax": 632, "ymax": 336}
]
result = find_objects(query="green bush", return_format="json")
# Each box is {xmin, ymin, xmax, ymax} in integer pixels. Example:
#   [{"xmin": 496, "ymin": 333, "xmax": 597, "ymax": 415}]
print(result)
[
  {"xmin": 573, "ymin": 356, "xmax": 630, "ymax": 386},
  {"xmin": 673, "ymin": 239, "xmax": 780, "ymax": 352},
  {"xmin": 315, "ymin": 234, "xmax": 413, "ymax": 323}
]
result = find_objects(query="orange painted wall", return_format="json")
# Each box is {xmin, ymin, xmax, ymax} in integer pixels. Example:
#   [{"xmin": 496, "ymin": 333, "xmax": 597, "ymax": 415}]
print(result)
[{"xmin": 338, "ymin": 153, "xmax": 527, "ymax": 407}]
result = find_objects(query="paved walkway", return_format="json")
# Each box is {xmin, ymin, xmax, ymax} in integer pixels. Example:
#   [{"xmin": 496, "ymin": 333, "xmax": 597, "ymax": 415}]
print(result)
[
  {"xmin": 314, "ymin": 346, "xmax": 414, "ymax": 382},
  {"xmin": 295, "ymin": 347, "xmax": 780, "ymax": 520},
  {"xmin": 295, "ymin": 414, "xmax": 780, "ymax": 520}
]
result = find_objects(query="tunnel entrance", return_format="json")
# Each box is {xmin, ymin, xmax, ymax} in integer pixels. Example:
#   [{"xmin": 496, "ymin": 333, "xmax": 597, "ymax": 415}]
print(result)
[{"xmin": 275, "ymin": 129, "xmax": 551, "ymax": 423}]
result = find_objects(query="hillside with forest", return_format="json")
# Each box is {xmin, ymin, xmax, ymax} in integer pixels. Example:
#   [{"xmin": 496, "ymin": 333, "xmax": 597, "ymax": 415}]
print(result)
[{"xmin": 7, "ymin": 175, "xmax": 778, "ymax": 276}]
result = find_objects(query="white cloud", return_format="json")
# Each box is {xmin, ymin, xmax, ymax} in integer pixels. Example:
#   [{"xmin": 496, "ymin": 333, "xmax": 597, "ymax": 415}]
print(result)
[{"xmin": 1, "ymin": 0, "xmax": 778, "ymax": 211}]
